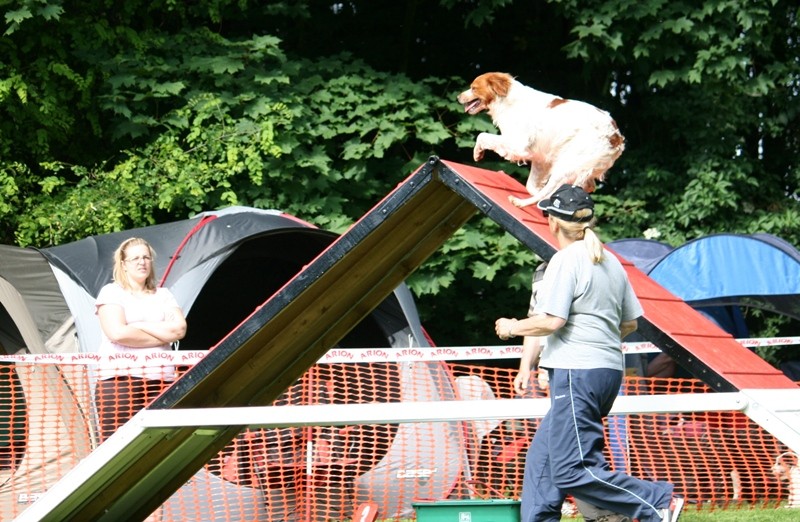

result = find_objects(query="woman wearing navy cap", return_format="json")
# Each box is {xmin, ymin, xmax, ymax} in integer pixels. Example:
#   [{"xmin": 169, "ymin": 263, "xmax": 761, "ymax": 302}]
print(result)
[{"xmin": 495, "ymin": 184, "xmax": 683, "ymax": 522}]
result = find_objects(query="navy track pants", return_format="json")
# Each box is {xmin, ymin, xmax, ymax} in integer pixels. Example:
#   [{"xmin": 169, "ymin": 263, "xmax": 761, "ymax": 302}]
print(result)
[{"xmin": 520, "ymin": 367, "xmax": 673, "ymax": 522}]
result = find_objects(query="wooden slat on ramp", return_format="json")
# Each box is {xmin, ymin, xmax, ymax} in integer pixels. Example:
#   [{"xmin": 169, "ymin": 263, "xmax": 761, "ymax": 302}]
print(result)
[{"xmin": 17, "ymin": 157, "xmax": 798, "ymax": 522}]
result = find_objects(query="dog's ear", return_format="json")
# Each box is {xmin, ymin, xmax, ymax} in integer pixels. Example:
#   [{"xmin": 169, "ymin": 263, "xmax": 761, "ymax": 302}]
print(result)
[{"xmin": 486, "ymin": 73, "xmax": 512, "ymax": 98}]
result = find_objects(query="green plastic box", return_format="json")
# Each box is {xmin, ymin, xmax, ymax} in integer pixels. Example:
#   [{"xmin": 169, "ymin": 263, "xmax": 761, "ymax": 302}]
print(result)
[{"xmin": 412, "ymin": 499, "xmax": 521, "ymax": 522}]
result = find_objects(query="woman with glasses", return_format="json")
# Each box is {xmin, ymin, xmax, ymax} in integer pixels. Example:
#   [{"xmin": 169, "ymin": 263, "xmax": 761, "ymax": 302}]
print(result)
[{"xmin": 94, "ymin": 237, "xmax": 187, "ymax": 442}]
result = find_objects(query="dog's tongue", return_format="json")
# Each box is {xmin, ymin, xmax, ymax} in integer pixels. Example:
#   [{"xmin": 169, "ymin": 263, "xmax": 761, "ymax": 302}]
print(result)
[{"xmin": 465, "ymin": 99, "xmax": 480, "ymax": 113}]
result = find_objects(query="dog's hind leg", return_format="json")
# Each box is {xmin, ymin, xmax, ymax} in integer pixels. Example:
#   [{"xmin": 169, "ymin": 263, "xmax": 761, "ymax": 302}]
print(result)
[
  {"xmin": 508, "ymin": 194, "xmax": 540, "ymax": 208},
  {"xmin": 524, "ymin": 161, "xmax": 548, "ymax": 196},
  {"xmin": 509, "ymin": 164, "xmax": 587, "ymax": 208},
  {"xmin": 572, "ymin": 163, "xmax": 610, "ymax": 193},
  {"xmin": 507, "ymin": 163, "xmax": 550, "ymax": 208},
  {"xmin": 528, "ymin": 170, "xmax": 575, "ymax": 205},
  {"xmin": 508, "ymin": 181, "xmax": 552, "ymax": 208}
]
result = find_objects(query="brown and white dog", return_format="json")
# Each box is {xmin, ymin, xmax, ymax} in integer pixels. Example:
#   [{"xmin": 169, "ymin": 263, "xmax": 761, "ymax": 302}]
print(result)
[
  {"xmin": 457, "ymin": 72, "xmax": 625, "ymax": 207},
  {"xmin": 773, "ymin": 451, "xmax": 800, "ymax": 508}
]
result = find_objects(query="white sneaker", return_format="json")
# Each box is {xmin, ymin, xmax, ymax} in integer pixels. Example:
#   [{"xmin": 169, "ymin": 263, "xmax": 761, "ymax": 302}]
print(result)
[{"xmin": 659, "ymin": 496, "xmax": 685, "ymax": 522}]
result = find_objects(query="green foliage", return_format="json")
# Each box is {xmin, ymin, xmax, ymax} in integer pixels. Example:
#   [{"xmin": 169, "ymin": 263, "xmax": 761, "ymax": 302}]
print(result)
[
  {"xmin": 3, "ymin": 0, "xmax": 64, "ymax": 35},
  {"xmin": 550, "ymin": 0, "xmax": 799, "ymax": 249},
  {"xmin": 439, "ymin": 0, "xmax": 515, "ymax": 27},
  {"xmin": 10, "ymin": 52, "xmax": 473, "ymax": 245},
  {"xmin": 1, "ymin": 0, "xmax": 798, "ymax": 348},
  {"xmin": 409, "ymin": 217, "xmax": 538, "ymax": 346}
]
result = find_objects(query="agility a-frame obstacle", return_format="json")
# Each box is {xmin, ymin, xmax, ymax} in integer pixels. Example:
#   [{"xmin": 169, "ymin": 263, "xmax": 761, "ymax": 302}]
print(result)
[{"xmin": 17, "ymin": 157, "xmax": 800, "ymax": 521}]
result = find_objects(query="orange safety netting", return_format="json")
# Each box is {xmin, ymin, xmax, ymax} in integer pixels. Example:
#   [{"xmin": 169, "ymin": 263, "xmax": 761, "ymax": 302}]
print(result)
[{"xmin": 0, "ymin": 360, "xmax": 798, "ymax": 521}]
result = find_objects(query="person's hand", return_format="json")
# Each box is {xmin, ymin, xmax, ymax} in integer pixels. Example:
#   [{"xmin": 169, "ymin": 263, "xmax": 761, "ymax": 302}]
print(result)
[
  {"xmin": 514, "ymin": 368, "xmax": 530, "ymax": 396},
  {"xmin": 536, "ymin": 367, "xmax": 550, "ymax": 392},
  {"xmin": 495, "ymin": 318, "xmax": 517, "ymax": 340}
]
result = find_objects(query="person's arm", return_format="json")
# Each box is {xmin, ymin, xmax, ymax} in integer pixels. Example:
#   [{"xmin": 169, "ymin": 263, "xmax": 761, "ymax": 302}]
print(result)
[
  {"xmin": 496, "ymin": 313, "xmax": 565, "ymax": 340},
  {"xmin": 646, "ymin": 352, "xmax": 676, "ymax": 378},
  {"xmin": 131, "ymin": 306, "xmax": 187, "ymax": 344},
  {"xmin": 620, "ymin": 318, "xmax": 638, "ymax": 340},
  {"xmin": 514, "ymin": 335, "xmax": 543, "ymax": 396},
  {"xmin": 98, "ymin": 304, "xmax": 171, "ymax": 348}
]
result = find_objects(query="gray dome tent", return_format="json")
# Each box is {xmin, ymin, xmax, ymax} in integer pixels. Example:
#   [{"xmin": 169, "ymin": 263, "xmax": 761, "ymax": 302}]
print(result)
[{"xmin": 0, "ymin": 245, "xmax": 75, "ymax": 355}]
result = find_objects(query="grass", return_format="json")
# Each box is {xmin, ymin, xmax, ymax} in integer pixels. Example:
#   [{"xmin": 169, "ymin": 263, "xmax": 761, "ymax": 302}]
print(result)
[
  {"xmin": 391, "ymin": 505, "xmax": 800, "ymax": 521},
  {"xmin": 674, "ymin": 509, "xmax": 799, "ymax": 521},
  {"xmin": 572, "ymin": 503, "xmax": 800, "ymax": 522}
]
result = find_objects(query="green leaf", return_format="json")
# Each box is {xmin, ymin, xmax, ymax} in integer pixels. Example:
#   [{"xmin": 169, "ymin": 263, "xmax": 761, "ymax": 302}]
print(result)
[
  {"xmin": 37, "ymin": 3, "xmax": 65, "ymax": 21},
  {"xmin": 152, "ymin": 81, "xmax": 185, "ymax": 96},
  {"xmin": 4, "ymin": 8, "xmax": 33, "ymax": 25}
]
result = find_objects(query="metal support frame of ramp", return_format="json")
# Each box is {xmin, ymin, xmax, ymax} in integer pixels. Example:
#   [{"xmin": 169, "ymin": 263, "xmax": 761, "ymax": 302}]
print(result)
[{"xmin": 17, "ymin": 157, "xmax": 800, "ymax": 521}]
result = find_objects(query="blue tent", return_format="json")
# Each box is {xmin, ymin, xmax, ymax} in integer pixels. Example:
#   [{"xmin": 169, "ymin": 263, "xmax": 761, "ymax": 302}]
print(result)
[
  {"xmin": 606, "ymin": 238, "xmax": 674, "ymax": 275},
  {"xmin": 609, "ymin": 233, "xmax": 800, "ymax": 338}
]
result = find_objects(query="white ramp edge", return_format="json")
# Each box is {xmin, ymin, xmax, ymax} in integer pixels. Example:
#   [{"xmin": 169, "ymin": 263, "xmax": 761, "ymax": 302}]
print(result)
[{"xmin": 739, "ymin": 388, "xmax": 800, "ymax": 454}]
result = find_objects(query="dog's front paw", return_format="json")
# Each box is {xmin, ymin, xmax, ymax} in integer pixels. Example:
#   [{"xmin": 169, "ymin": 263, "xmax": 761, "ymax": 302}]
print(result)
[{"xmin": 473, "ymin": 145, "xmax": 485, "ymax": 162}]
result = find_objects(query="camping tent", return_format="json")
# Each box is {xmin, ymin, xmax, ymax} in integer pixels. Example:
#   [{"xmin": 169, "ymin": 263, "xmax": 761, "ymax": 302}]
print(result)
[
  {"xmin": 0, "ymin": 246, "xmax": 89, "ymax": 520},
  {"xmin": 0, "ymin": 245, "xmax": 75, "ymax": 355},
  {"xmin": 609, "ymin": 233, "xmax": 800, "ymax": 338},
  {"xmin": 0, "ymin": 206, "xmax": 467, "ymax": 519}
]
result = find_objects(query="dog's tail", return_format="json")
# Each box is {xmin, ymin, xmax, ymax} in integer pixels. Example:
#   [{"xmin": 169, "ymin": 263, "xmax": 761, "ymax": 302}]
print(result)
[{"xmin": 609, "ymin": 119, "xmax": 625, "ymax": 155}]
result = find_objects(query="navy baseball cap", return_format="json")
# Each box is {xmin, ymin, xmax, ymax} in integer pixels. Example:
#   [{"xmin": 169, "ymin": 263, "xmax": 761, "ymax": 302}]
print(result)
[{"xmin": 537, "ymin": 184, "xmax": 594, "ymax": 223}]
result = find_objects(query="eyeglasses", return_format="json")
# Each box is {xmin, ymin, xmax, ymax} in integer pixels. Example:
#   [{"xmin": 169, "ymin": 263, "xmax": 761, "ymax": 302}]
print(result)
[{"xmin": 124, "ymin": 255, "xmax": 152, "ymax": 264}]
